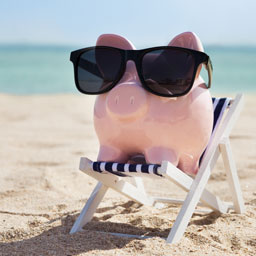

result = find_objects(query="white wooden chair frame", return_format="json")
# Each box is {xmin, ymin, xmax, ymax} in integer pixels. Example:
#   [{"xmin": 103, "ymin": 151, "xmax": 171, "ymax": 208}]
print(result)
[{"xmin": 70, "ymin": 94, "xmax": 245, "ymax": 244}]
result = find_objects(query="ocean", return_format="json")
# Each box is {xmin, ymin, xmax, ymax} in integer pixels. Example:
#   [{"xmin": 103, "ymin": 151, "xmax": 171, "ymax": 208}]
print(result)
[{"xmin": 0, "ymin": 44, "xmax": 255, "ymax": 95}]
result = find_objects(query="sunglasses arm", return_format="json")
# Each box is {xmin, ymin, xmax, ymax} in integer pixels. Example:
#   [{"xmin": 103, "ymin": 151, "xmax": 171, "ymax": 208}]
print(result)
[{"xmin": 205, "ymin": 58, "xmax": 213, "ymax": 89}]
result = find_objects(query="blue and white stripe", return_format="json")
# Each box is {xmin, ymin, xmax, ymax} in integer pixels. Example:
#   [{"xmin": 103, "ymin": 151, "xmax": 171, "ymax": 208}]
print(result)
[
  {"xmin": 92, "ymin": 161, "xmax": 161, "ymax": 177},
  {"xmin": 212, "ymin": 97, "xmax": 231, "ymax": 135}
]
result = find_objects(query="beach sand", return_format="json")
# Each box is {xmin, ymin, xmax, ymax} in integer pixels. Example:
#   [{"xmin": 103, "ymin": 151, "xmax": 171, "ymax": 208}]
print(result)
[{"xmin": 0, "ymin": 93, "xmax": 255, "ymax": 255}]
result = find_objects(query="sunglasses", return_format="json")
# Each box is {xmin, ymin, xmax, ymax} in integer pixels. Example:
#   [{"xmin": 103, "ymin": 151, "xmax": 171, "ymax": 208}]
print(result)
[{"xmin": 70, "ymin": 46, "xmax": 213, "ymax": 97}]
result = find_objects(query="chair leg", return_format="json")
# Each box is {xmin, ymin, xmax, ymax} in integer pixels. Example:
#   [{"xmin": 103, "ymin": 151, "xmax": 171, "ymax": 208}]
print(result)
[
  {"xmin": 70, "ymin": 182, "xmax": 108, "ymax": 234},
  {"xmin": 132, "ymin": 177, "xmax": 146, "ymax": 195},
  {"xmin": 166, "ymin": 166, "xmax": 212, "ymax": 243},
  {"xmin": 220, "ymin": 138, "xmax": 245, "ymax": 213},
  {"xmin": 79, "ymin": 157, "xmax": 154, "ymax": 206},
  {"xmin": 161, "ymin": 160, "xmax": 230, "ymax": 213}
]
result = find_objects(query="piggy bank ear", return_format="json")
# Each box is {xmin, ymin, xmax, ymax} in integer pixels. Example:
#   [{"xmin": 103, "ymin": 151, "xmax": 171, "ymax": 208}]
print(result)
[
  {"xmin": 96, "ymin": 34, "xmax": 136, "ymax": 50},
  {"xmin": 168, "ymin": 32, "xmax": 204, "ymax": 52},
  {"xmin": 169, "ymin": 32, "xmax": 205, "ymax": 84}
]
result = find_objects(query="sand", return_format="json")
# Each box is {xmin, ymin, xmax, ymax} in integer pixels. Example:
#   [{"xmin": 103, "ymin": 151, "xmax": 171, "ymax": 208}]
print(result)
[{"xmin": 0, "ymin": 93, "xmax": 255, "ymax": 256}]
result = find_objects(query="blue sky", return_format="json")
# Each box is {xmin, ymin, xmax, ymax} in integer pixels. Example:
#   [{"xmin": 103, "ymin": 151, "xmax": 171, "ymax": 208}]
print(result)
[{"xmin": 1, "ymin": 0, "xmax": 256, "ymax": 47}]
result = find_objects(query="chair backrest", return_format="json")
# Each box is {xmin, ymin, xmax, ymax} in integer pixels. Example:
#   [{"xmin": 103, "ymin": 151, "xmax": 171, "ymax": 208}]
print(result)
[
  {"xmin": 199, "ymin": 97, "xmax": 231, "ymax": 165},
  {"xmin": 211, "ymin": 97, "xmax": 232, "ymax": 139}
]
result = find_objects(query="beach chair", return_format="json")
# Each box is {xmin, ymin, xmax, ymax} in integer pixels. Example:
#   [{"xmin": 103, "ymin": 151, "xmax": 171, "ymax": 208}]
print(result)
[{"xmin": 70, "ymin": 94, "xmax": 245, "ymax": 244}]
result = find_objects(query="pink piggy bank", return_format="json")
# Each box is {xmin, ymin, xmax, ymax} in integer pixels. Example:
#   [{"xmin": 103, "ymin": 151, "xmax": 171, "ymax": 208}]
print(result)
[{"xmin": 93, "ymin": 32, "xmax": 213, "ymax": 175}]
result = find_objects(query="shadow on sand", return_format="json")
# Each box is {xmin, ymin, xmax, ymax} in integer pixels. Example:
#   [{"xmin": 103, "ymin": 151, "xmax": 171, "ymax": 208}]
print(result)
[{"xmin": 0, "ymin": 200, "xmax": 221, "ymax": 255}]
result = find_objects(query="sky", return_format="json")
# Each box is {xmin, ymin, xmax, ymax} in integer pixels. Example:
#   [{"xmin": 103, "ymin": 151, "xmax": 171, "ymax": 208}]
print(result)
[{"xmin": 1, "ymin": 0, "xmax": 256, "ymax": 47}]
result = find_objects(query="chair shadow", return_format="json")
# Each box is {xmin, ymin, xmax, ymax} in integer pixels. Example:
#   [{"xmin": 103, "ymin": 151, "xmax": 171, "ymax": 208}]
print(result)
[
  {"xmin": 190, "ymin": 211, "xmax": 222, "ymax": 226},
  {"xmin": 0, "ymin": 200, "xmax": 224, "ymax": 255},
  {"xmin": 0, "ymin": 200, "xmax": 170, "ymax": 255}
]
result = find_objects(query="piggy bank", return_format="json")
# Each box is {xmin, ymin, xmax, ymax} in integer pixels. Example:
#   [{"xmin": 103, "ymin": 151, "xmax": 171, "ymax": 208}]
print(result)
[{"xmin": 93, "ymin": 32, "xmax": 213, "ymax": 175}]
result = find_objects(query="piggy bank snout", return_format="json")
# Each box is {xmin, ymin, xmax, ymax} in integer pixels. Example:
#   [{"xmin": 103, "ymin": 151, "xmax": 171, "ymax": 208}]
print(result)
[{"xmin": 106, "ymin": 84, "xmax": 148, "ymax": 120}]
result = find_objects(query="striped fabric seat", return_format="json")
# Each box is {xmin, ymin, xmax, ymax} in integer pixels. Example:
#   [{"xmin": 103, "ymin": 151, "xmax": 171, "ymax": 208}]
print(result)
[
  {"xmin": 92, "ymin": 161, "xmax": 161, "ymax": 177},
  {"xmin": 90, "ymin": 97, "xmax": 231, "ymax": 177},
  {"xmin": 211, "ymin": 97, "xmax": 231, "ymax": 136}
]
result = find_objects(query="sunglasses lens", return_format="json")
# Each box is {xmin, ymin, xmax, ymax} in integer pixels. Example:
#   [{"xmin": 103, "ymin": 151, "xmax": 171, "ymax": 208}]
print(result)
[
  {"xmin": 77, "ymin": 48, "xmax": 122, "ymax": 94},
  {"xmin": 142, "ymin": 49, "xmax": 195, "ymax": 96}
]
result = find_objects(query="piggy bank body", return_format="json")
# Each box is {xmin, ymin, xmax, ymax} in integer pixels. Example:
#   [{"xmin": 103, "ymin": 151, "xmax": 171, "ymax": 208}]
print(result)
[{"xmin": 94, "ymin": 32, "xmax": 213, "ymax": 175}]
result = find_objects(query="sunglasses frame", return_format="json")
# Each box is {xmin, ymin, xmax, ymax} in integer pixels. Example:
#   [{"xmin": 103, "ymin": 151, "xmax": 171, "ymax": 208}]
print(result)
[{"xmin": 70, "ymin": 46, "xmax": 212, "ymax": 97}]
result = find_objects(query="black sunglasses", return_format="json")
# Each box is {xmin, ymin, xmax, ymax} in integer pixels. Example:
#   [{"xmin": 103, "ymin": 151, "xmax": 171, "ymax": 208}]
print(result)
[{"xmin": 70, "ymin": 46, "xmax": 212, "ymax": 98}]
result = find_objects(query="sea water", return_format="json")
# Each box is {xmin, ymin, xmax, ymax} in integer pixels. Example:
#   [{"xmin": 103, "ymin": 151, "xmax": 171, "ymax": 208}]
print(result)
[{"xmin": 0, "ymin": 44, "xmax": 255, "ymax": 95}]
